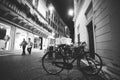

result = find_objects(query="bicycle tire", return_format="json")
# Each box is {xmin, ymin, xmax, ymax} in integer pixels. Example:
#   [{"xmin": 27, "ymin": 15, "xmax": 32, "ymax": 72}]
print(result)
[
  {"xmin": 42, "ymin": 51, "xmax": 65, "ymax": 75},
  {"xmin": 78, "ymin": 52, "xmax": 103, "ymax": 75},
  {"xmin": 88, "ymin": 53, "xmax": 103, "ymax": 75}
]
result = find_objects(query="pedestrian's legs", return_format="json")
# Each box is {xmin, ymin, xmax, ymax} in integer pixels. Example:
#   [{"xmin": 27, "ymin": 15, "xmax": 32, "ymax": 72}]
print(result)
[
  {"xmin": 22, "ymin": 46, "xmax": 26, "ymax": 55},
  {"xmin": 27, "ymin": 48, "xmax": 31, "ymax": 55},
  {"xmin": 27, "ymin": 48, "xmax": 29, "ymax": 54},
  {"xmin": 29, "ymin": 47, "xmax": 32, "ymax": 55}
]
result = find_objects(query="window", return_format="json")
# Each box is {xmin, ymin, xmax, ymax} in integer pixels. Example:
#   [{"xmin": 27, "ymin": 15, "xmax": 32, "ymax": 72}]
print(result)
[
  {"xmin": 78, "ymin": 33, "xmax": 80, "ymax": 42},
  {"xmin": 46, "ymin": 11, "xmax": 48, "ymax": 19},
  {"xmin": 48, "ymin": 18, "xmax": 50, "ymax": 24},
  {"xmin": 85, "ymin": 1, "xmax": 93, "ymax": 19}
]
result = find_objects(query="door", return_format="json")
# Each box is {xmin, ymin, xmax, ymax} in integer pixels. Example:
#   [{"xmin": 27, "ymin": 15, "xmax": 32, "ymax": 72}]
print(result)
[{"xmin": 87, "ymin": 21, "xmax": 95, "ymax": 58}]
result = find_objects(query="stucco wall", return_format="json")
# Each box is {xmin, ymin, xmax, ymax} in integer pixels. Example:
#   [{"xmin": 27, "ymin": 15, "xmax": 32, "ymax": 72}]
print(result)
[{"xmin": 74, "ymin": 0, "xmax": 91, "ymax": 46}]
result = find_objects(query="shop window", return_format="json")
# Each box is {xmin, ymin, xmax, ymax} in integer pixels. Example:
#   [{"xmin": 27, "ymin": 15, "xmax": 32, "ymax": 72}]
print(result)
[
  {"xmin": 0, "ymin": 28, "xmax": 6, "ymax": 39},
  {"xmin": 15, "ymin": 28, "xmax": 27, "ymax": 50},
  {"xmin": 0, "ymin": 23, "xmax": 11, "ymax": 50},
  {"xmin": 34, "ymin": 37, "xmax": 42, "ymax": 49},
  {"xmin": 85, "ymin": 1, "xmax": 93, "ymax": 19}
]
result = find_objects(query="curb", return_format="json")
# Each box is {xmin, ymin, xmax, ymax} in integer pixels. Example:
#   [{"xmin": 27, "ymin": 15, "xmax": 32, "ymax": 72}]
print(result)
[{"xmin": 0, "ymin": 50, "xmax": 44, "ymax": 56}]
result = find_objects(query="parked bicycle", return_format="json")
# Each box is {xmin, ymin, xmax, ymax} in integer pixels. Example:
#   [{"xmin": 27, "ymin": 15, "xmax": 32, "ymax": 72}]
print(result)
[{"xmin": 42, "ymin": 42, "xmax": 103, "ymax": 75}]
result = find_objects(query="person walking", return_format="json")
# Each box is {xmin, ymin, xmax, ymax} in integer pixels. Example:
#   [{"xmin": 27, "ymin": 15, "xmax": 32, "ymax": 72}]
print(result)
[
  {"xmin": 27, "ymin": 38, "xmax": 33, "ymax": 55},
  {"xmin": 20, "ymin": 38, "xmax": 27, "ymax": 56}
]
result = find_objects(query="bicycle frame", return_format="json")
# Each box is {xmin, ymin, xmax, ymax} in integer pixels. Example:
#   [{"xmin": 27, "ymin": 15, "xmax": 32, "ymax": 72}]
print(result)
[
  {"xmin": 54, "ymin": 45, "xmax": 88, "ymax": 70},
  {"xmin": 65, "ymin": 50, "xmax": 85, "ymax": 64}
]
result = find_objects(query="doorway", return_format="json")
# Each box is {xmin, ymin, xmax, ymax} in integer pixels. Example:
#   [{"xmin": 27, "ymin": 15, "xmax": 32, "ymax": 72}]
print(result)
[
  {"xmin": 87, "ymin": 21, "xmax": 95, "ymax": 58},
  {"xmin": 78, "ymin": 33, "xmax": 80, "ymax": 43}
]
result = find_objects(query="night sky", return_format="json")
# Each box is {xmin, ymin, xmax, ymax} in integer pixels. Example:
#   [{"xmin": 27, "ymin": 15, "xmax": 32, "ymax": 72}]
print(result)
[{"xmin": 50, "ymin": 0, "xmax": 74, "ymax": 42}]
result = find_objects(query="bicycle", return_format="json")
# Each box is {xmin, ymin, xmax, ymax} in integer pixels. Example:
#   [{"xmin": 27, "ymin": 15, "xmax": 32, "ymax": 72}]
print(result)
[{"xmin": 42, "ymin": 42, "xmax": 103, "ymax": 75}]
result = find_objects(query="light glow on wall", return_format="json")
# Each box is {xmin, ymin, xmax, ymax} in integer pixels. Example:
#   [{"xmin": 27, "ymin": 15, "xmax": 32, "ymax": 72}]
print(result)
[
  {"xmin": 68, "ymin": 9, "xmax": 73, "ymax": 16},
  {"xmin": 48, "ymin": 4, "xmax": 54, "ymax": 13}
]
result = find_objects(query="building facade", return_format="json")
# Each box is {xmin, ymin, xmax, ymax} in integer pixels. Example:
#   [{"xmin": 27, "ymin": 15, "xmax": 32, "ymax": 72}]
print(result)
[
  {"xmin": 46, "ymin": 1, "xmax": 70, "ymax": 45},
  {"xmin": 74, "ymin": 0, "xmax": 120, "ymax": 79},
  {"xmin": 0, "ymin": 0, "xmax": 69, "ymax": 54}
]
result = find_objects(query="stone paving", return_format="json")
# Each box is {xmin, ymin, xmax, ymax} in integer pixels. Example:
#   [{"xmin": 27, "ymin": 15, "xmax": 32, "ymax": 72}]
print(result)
[{"xmin": 0, "ymin": 51, "xmax": 114, "ymax": 80}]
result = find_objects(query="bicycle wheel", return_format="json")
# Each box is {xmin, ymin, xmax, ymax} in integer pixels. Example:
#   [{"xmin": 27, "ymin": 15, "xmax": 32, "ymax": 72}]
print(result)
[
  {"xmin": 78, "ymin": 52, "xmax": 103, "ymax": 75},
  {"xmin": 87, "ymin": 53, "xmax": 103, "ymax": 75},
  {"xmin": 42, "ymin": 51, "xmax": 65, "ymax": 75},
  {"xmin": 78, "ymin": 57, "xmax": 98, "ymax": 75}
]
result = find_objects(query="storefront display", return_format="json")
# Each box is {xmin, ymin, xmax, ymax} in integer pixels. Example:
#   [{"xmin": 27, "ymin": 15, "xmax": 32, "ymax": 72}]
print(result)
[
  {"xmin": 14, "ymin": 28, "xmax": 27, "ymax": 50},
  {"xmin": 0, "ymin": 23, "xmax": 46, "ymax": 52},
  {"xmin": 0, "ymin": 23, "xmax": 11, "ymax": 50},
  {"xmin": 42, "ymin": 37, "xmax": 49, "ymax": 50},
  {"xmin": 33, "ymin": 35, "xmax": 41, "ymax": 49}
]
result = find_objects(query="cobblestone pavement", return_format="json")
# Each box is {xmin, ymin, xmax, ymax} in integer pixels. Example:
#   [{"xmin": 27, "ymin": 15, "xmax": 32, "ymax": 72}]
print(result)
[{"xmin": 0, "ymin": 52, "xmax": 111, "ymax": 80}]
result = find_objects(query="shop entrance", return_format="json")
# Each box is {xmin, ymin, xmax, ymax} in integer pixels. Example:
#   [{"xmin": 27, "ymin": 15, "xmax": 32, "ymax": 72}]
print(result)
[
  {"xmin": 33, "ymin": 36, "xmax": 43, "ymax": 50},
  {"xmin": 14, "ymin": 28, "xmax": 27, "ymax": 50}
]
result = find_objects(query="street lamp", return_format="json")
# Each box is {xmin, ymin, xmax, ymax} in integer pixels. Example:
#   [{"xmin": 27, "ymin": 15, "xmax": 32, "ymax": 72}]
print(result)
[{"xmin": 68, "ymin": 8, "xmax": 73, "ymax": 16}]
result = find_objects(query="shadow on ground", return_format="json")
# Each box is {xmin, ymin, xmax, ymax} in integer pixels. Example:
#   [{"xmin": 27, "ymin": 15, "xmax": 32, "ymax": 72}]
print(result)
[{"xmin": 41, "ymin": 70, "xmax": 118, "ymax": 80}]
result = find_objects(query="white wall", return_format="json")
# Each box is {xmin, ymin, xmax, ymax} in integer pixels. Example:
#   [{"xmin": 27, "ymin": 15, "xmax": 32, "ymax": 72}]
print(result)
[
  {"xmin": 74, "ymin": 0, "xmax": 91, "ymax": 47},
  {"xmin": 37, "ymin": 0, "xmax": 47, "ymax": 18}
]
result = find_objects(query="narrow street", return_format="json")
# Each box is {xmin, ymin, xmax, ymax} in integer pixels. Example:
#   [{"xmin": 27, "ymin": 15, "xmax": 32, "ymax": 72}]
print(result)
[
  {"xmin": 0, "ymin": 0, "xmax": 120, "ymax": 80},
  {"xmin": 0, "ymin": 52, "xmax": 44, "ymax": 80},
  {"xmin": 0, "ymin": 52, "xmax": 110, "ymax": 80}
]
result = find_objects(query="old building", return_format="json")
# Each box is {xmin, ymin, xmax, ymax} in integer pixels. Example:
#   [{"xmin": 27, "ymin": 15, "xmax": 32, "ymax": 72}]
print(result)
[
  {"xmin": 46, "ymin": 1, "xmax": 70, "ymax": 45},
  {"xmin": 73, "ymin": 0, "xmax": 120, "ymax": 79},
  {"xmin": 0, "ymin": 0, "xmax": 69, "ymax": 54}
]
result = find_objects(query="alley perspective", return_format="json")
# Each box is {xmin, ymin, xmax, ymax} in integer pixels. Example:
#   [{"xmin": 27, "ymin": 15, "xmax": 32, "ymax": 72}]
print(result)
[{"xmin": 0, "ymin": 0, "xmax": 120, "ymax": 80}]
